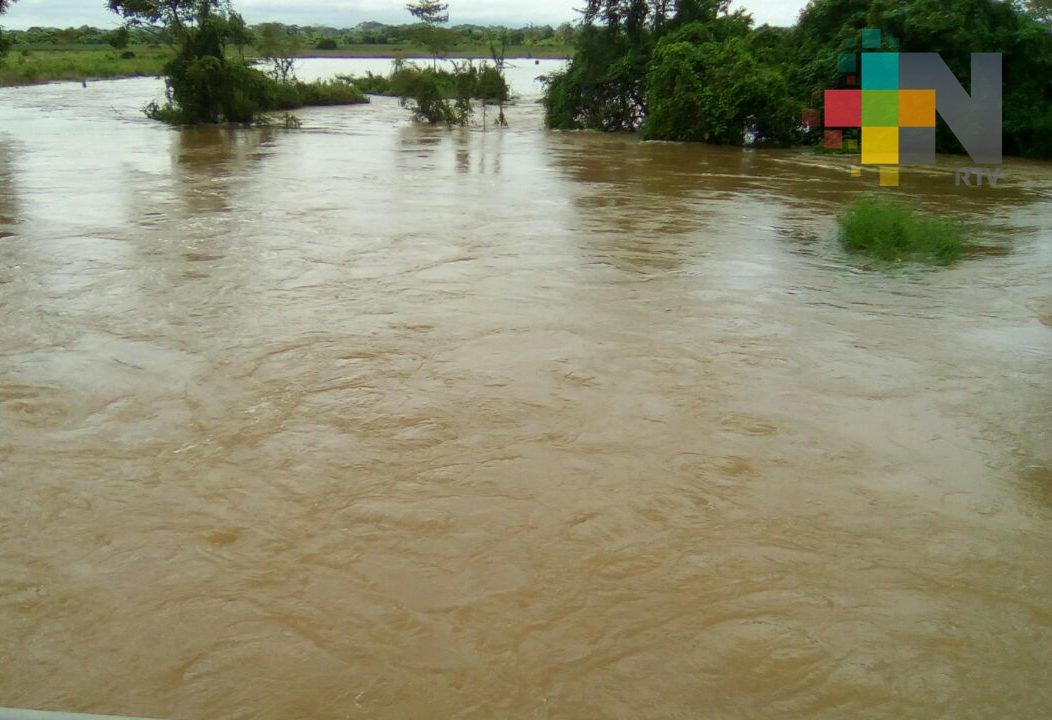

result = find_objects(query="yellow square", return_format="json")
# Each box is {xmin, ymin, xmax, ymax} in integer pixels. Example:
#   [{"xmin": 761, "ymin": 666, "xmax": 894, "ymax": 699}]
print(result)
[
  {"xmin": 850, "ymin": 165, "xmax": 862, "ymax": 177},
  {"xmin": 862, "ymin": 126, "xmax": 899, "ymax": 165},
  {"xmin": 899, "ymin": 90, "xmax": 936, "ymax": 127},
  {"xmin": 879, "ymin": 166, "xmax": 900, "ymax": 187}
]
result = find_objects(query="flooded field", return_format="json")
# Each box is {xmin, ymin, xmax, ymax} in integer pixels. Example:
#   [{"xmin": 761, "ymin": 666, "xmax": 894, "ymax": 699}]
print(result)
[{"xmin": 1, "ymin": 59, "xmax": 1050, "ymax": 719}]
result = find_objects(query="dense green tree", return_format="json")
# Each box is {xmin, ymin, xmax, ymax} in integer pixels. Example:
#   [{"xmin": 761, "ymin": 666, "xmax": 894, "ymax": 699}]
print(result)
[
  {"xmin": 790, "ymin": 0, "xmax": 1052, "ymax": 158},
  {"xmin": 547, "ymin": 0, "xmax": 1052, "ymax": 157},
  {"xmin": 108, "ymin": 25, "xmax": 131, "ymax": 49},
  {"xmin": 644, "ymin": 29, "xmax": 795, "ymax": 144},
  {"xmin": 545, "ymin": 0, "xmax": 794, "ymax": 144},
  {"xmin": 109, "ymin": 0, "xmax": 269, "ymax": 123}
]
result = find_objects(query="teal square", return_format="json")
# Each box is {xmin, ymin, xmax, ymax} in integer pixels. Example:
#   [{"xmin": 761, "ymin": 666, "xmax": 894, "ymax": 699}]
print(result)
[
  {"xmin": 862, "ymin": 90, "xmax": 899, "ymax": 126},
  {"xmin": 838, "ymin": 53, "xmax": 857, "ymax": 73},
  {"xmin": 888, "ymin": 36, "xmax": 900, "ymax": 49},
  {"xmin": 862, "ymin": 52, "xmax": 899, "ymax": 89},
  {"xmin": 862, "ymin": 28, "xmax": 882, "ymax": 49}
]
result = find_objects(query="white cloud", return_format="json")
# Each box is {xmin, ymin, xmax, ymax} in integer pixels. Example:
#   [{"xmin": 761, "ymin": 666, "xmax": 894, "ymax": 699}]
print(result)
[{"xmin": 1, "ymin": 0, "xmax": 810, "ymax": 30}]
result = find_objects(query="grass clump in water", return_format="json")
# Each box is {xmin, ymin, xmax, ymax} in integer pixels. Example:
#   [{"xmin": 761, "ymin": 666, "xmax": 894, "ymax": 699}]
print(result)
[{"xmin": 838, "ymin": 196, "xmax": 966, "ymax": 265}]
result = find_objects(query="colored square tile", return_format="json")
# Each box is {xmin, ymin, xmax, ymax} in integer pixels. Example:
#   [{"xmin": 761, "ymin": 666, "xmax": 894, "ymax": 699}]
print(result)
[
  {"xmin": 862, "ymin": 126, "xmax": 899, "ymax": 165},
  {"xmin": 838, "ymin": 53, "xmax": 857, "ymax": 73},
  {"xmin": 900, "ymin": 127, "xmax": 936, "ymax": 164},
  {"xmin": 879, "ymin": 166, "xmax": 900, "ymax": 186},
  {"xmin": 862, "ymin": 90, "xmax": 898, "ymax": 126},
  {"xmin": 824, "ymin": 129, "xmax": 844, "ymax": 149},
  {"xmin": 862, "ymin": 28, "xmax": 882, "ymax": 49},
  {"xmin": 850, "ymin": 165, "xmax": 862, "ymax": 177},
  {"xmin": 846, "ymin": 75, "xmax": 857, "ymax": 87},
  {"xmin": 888, "ymin": 36, "xmax": 900, "ymax": 49},
  {"xmin": 824, "ymin": 89, "xmax": 861, "ymax": 127},
  {"xmin": 862, "ymin": 52, "xmax": 899, "ymax": 89},
  {"xmin": 899, "ymin": 89, "xmax": 935, "ymax": 127},
  {"xmin": 846, "ymin": 138, "xmax": 859, "ymax": 151}
]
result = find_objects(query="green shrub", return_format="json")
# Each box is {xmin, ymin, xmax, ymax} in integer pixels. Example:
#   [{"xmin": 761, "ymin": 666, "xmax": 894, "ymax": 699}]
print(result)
[
  {"xmin": 315, "ymin": 38, "xmax": 338, "ymax": 50},
  {"xmin": 340, "ymin": 71, "xmax": 391, "ymax": 95},
  {"xmin": 284, "ymin": 78, "xmax": 367, "ymax": 107},
  {"xmin": 393, "ymin": 65, "xmax": 470, "ymax": 125},
  {"xmin": 838, "ymin": 197, "xmax": 966, "ymax": 265},
  {"xmin": 643, "ymin": 31, "xmax": 796, "ymax": 145},
  {"xmin": 374, "ymin": 61, "xmax": 508, "ymax": 125}
]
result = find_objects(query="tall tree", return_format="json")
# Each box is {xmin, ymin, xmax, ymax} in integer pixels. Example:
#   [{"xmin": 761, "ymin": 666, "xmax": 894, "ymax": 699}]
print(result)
[
  {"xmin": 108, "ymin": 0, "xmax": 265, "ymax": 123},
  {"xmin": 407, "ymin": 1, "xmax": 449, "ymax": 25},
  {"xmin": 406, "ymin": 0, "xmax": 451, "ymax": 69}
]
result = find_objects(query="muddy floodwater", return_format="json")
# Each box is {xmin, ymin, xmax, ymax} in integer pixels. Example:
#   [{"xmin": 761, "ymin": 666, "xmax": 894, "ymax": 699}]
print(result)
[{"xmin": 1, "ymin": 59, "xmax": 1050, "ymax": 720}]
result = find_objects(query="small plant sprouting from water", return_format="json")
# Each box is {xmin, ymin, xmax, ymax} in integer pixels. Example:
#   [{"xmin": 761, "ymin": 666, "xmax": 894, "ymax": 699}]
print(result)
[{"xmin": 838, "ymin": 196, "xmax": 967, "ymax": 265}]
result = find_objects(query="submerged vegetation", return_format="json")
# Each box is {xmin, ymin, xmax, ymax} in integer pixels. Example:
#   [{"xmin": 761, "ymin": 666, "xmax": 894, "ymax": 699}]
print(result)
[
  {"xmin": 105, "ymin": 0, "xmax": 366, "ymax": 125},
  {"xmin": 340, "ymin": 4, "xmax": 510, "ymax": 128},
  {"xmin": 838, "ymin": 197, "xmax": 966, "ymax": 265},
  {"xmin": 344, "ymin": 59, "xmax": 509, "ymax": 126}
]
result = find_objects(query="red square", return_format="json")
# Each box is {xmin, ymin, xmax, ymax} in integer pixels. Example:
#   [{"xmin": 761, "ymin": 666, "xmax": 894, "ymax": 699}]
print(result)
[
  {"xmin": 824, "ymin": 89, "xmax": 861, "ymax": 127},
  {"xmin": 824, "ymin": 129, "xmax": 844, "ymax": 149},
  {"xmin": 846, "ymin": 75, "xmax": 857, "ymax": 87}
]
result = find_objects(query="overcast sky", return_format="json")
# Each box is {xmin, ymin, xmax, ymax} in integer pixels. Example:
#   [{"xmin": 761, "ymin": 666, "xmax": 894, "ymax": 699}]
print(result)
[{"xmin": 1, "ymin": 1, "xmax": 811, "ymax": 30}]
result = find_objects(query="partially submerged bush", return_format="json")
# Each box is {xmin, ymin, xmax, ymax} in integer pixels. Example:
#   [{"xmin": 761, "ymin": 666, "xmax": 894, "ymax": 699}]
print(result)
[
  {"xmin": 392, "ymin": 63, "xmax": 472, "ymax": 125},
  {"xmin": 838, "ymin": 197, "xmax": 966, "ymax": 265},
  {"xmin": 268, "ymin": 77, "xmax": 367, "ymax": 110},
  {"xmin": 340, "ymin": 71, "xmax": 391, "ymax": 95},
  {"xmin": 344, "ymin": 60, "xmax": 509, "ymax": 126}
]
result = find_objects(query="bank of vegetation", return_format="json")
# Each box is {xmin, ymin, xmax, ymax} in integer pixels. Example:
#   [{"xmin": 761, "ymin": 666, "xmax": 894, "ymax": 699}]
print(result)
[
  {"xmin": 0, "ymin": 46, "xmax": 169, "ymax": 85},
  {"xmin": 545, "ymin": 0, "xmax": 1052, "ymax": 159}
]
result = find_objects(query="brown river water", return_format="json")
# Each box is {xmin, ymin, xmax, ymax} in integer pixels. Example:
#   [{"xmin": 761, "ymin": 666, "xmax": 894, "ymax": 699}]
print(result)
[{"xmin": 1, "ymin": 60, "xmax": 1051, "ymax": 720}]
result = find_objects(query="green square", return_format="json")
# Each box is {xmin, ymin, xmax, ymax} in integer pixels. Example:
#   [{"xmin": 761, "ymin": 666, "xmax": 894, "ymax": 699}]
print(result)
[
  {"xmin": 862, "ymin": 90, "xmax": 898, "ymax": 126},
  {"xmin": 862, "ymin": 28, "xmax": 882, "ymax": 49}
]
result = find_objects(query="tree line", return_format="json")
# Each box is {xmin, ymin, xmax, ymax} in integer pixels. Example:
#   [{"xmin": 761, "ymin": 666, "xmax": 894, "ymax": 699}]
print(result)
[{"xmin": 0, "ymin": 20, "xmax": 578, "ymax": 53}]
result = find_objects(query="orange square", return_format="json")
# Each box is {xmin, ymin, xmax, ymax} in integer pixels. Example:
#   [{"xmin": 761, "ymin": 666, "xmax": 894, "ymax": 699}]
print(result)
[{"xmin": 899, "ymin": 90, "xmax": 935, "ymax": 128}]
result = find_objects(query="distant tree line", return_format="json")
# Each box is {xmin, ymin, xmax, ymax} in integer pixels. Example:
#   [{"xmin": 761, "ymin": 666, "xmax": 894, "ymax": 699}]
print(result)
[
  {"xmin": 0, "ymin": 20, "xmax": 579, "ymax": 53},
  {"xmin": 545, "ymin": 0, "xmax": 1052, "ymax": 159}
]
